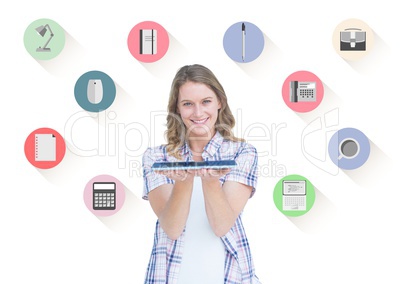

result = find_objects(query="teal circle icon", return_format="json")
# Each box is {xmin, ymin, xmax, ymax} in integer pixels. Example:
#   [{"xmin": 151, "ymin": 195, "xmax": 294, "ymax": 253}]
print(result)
[
  {"xmin": 74, "ymin": 71, "xmax": 116, "ymax": 112},
  {"xmin": 23, "ymin": 18, "xmax": 65, "ymax": 60},
  {"xmin": 273, "ymin": 174, "xmax": 316, "ymax": 217}
]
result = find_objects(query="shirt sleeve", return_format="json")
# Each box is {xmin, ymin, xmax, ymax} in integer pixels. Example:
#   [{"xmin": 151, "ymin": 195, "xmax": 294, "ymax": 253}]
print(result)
[
  {"xmin": 142, "ymin": 147, "xmax": 174, "ymax": 200},
  {"xmin": 224, "ymin": 142, "xmax": 258, "ymax": 198}
]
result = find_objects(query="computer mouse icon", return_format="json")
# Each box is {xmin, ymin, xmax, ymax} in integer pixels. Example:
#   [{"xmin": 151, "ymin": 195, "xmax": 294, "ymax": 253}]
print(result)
[{"xmin": 87, "ymin": 79, "xmax": 103, "ymax": 104}]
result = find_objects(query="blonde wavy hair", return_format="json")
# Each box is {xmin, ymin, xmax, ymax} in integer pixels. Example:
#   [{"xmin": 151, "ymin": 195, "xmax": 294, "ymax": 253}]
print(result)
[{"xmin": 165, "ymin": 64, "xmax": 244, "ymax": 159}]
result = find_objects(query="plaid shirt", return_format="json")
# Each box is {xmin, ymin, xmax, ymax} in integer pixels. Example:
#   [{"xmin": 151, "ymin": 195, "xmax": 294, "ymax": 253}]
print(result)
[{"xmin": 142, "ymin": 132, "xmax": 261, "ymax": 284}]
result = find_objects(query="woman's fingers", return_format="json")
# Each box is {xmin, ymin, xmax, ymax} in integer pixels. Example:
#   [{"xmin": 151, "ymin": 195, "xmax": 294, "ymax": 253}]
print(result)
[{"xmin": 195, "ymin": 168, "xmax": 231, "ymax": 177}]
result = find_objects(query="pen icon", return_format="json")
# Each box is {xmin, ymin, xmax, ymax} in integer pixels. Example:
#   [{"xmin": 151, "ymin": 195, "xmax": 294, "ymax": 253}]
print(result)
[{"xmin": 242, "ymin": 22, "xmax": 246, "ymax": 61}]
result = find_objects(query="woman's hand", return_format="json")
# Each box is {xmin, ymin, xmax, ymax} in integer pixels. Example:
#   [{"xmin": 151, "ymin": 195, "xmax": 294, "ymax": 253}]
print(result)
[
  {"xmin": 193, "ymin": 168, "xmax": 231, "ymax": 185},
  {"xmin": 158, "ymin": 169, "xmax": 195, "ymax": 183}
]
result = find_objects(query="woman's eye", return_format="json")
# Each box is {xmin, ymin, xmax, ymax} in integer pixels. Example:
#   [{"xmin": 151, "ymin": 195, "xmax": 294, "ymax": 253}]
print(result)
[
  {"xmin": 183, "ymin": 102, "xmax": 192, "ymax": 106},
  {"xmin": 203, "ymin": 100, "xmax": 211, "ymax": 104}
]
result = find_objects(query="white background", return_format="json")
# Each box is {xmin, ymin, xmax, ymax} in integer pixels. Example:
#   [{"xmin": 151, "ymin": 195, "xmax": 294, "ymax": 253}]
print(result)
[{"xmin": 1, "ymin": 0, "xmax": 401, "ymax": 283}]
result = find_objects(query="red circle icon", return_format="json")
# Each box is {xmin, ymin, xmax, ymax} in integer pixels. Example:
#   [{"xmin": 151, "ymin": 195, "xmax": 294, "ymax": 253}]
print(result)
[
  {"xmin": 282, "ymin": 70, "xmax": 324, "ymax": 113},
  {"xmin": 24, "ymin": 127, "xmax": 66, "ymax": 169},
  {"xmin": 127, "ymin": 21, "xmax": 169, "ymax": 63}
]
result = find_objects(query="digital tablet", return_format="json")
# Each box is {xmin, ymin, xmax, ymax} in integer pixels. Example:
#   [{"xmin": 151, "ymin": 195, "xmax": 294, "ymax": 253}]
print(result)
[{"xmin": 151, "ymin": 160, "xmax": 237, "ymax": 171}]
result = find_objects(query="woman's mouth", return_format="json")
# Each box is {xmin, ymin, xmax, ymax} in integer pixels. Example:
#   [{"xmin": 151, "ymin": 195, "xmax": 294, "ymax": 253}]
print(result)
[{"xmin": 191, "ymin": 117, "xmax": 209, "ymax": 124}]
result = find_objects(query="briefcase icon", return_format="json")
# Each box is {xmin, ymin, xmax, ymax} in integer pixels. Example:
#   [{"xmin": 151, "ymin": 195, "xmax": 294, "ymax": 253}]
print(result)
[{"xmin": 340, "ymin": 28, "xmax": 366, "ymax": 51}]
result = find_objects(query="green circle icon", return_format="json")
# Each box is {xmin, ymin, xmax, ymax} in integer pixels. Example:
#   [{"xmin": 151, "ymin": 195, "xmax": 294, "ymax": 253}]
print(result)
[
  {"xmin": 273, "ymin": 174, "xmax": 315, "ymax": 217},
  {"xmin": 23, "ymin": 18, "xmax": 65, "ymax": 60}
]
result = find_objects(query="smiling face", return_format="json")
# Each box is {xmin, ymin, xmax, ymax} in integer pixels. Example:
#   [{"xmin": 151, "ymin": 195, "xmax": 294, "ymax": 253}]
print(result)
[{"xmin": 177, "ymin": 81, "xmax": 221, "ymax": 140}]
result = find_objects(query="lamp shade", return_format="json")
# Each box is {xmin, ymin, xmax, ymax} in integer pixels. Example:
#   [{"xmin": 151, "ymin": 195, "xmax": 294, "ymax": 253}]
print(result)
[{"xmin": 35, "ymin": 25, "xmax": 47, "ymax": 37}]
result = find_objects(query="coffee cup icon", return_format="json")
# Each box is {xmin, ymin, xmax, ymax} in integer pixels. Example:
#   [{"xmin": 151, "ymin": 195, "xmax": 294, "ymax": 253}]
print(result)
[
  {"xmin": 329, "ymin": 127, "xmax": 370, "ymax": 170},
  {"xmin": 338, "ymin": 138, "xmax": 360, "ymax": 160}
]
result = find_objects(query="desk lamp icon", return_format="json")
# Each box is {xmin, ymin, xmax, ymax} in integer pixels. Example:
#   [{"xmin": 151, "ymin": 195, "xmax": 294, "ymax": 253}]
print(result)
[{"xmin": 35, "ymin": 24, "xmax": 54, "ymax": 52}]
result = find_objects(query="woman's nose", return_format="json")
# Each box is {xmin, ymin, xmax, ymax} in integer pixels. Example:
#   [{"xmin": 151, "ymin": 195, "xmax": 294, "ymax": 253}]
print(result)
[{"xmin": 193, "ymin": 104, "xmax": 202, "ymax": 116}]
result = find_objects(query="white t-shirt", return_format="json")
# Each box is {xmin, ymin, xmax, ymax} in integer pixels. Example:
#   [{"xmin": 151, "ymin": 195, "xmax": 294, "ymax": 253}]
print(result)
[{"xmin": 177, "ymin": 177, "xmax": 226, "ymax": 284}]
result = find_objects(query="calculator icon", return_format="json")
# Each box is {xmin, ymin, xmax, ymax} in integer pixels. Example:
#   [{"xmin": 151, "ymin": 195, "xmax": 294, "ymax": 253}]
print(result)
[{"xmin": 93, "ymin": 182, "xmax": 116, "ymax": 210}]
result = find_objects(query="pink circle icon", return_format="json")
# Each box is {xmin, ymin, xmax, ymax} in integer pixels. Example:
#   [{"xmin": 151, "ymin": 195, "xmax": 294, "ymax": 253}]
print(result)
[
  {"xmin": 24, "ymin": 127, "xmax": 66, "ymax": 169},
  {"xmin": 127, "ymin": 21, "xmax": 169, "ymax": 63},
  {"xmin": 282, "ymin": 71, "xmax": 324, "ymax": 113},
  {"xmin": 83, "ymin": 174, "xmax": 126, "ymax": 217}
]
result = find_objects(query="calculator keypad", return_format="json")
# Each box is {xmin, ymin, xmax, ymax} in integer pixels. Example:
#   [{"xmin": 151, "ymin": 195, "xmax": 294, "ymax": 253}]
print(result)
[{"xmin": 93, "ymin": 191, "xmax": 115, "ymax": 210}]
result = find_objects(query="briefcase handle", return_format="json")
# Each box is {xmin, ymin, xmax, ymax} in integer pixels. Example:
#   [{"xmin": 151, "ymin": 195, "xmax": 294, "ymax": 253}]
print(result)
[{"xmin": 344, "ymin": 28, "xmax": 362, "ymax": 31}]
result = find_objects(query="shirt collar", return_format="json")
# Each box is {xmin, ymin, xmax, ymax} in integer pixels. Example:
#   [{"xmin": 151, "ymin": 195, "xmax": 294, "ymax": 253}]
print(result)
[
  {"xmin": 180, "ymin": 131, "xmax": 223, "ymax": 160},
  {"xmin": 203, "ymin": 131, "xmax": 223, "ymax": 157}
]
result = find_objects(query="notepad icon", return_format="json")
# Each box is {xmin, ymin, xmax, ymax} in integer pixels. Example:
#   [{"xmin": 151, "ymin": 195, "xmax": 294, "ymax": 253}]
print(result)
[
  {"xmin": 35, "ymin": 133, "xmax": 56, "ymax": 161},
  {"xmin": 139, "ymin": 29, "xmax": 157, "ymax": 55}
]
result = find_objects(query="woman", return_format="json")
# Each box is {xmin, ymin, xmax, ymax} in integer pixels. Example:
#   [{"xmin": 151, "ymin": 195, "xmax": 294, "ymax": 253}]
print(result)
[{"xmin": 142, "ymin": 64, "xmax": 260, "ymax": 283}]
